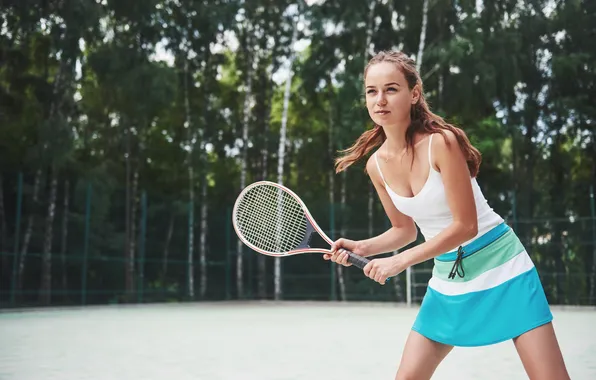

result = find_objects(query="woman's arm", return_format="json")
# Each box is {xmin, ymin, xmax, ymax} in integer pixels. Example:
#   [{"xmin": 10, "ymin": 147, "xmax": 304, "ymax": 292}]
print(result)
[
  {"xmin": 358, "ymin": 226, "xmax": 417, "ymax": 258},
  {"xmin": 357, "ymin": 155, "xmax": 418, "ymax": 256},
  {"xmin": 326, "ymin": 154, "xmax": 418, "ymax": 264}
]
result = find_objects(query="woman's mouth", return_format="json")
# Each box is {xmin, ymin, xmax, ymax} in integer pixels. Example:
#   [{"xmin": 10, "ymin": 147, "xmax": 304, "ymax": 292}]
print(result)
[{"xmin": 376, "ymin": 110, "xmax": 390, "ymax": 115}]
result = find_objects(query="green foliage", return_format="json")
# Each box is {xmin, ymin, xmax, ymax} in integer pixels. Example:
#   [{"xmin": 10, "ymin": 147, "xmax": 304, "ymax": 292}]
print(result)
[{"xmin": 0, "ymin": 0, "xmax": 595, "ymax": 306}]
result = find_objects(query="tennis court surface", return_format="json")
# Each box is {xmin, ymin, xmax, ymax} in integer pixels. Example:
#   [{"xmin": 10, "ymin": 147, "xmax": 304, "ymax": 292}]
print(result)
[{"xmin": 1, "ymin": 302, "xmax": 594, "ymax": 379}]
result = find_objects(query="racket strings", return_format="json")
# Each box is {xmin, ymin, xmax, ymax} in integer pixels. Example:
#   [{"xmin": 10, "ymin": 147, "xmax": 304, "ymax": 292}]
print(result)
[
  {"xmin": 237, "ymin": 189, "xmax": 302, "ymax": 252},
  {"xmin": 238, "ymin": 186, "xmax": 305, "ymax": 250},
  {"xmin": 235, "ymin": 184, "xmax": 308, "ymax": 253}
]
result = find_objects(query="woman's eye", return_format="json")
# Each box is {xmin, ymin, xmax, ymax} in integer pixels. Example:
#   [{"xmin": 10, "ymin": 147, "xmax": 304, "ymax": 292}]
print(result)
[
  {"xmin": 387, "ymin": 87, "xmax": 397, "ymax": 92},
  {"xmin": 366, "ymin": 90, "xmax": 376, "ymax": 95}
]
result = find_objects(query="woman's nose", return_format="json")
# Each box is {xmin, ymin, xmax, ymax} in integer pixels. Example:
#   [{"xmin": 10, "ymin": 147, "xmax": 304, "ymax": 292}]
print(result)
[{"xmin": 376, "ymin": 93, "xmax": 387, "ymax": 105}]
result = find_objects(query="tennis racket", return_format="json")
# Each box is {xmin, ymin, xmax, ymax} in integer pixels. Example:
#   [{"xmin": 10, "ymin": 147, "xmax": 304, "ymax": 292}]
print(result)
[{"xmin": 232, "ymin": 180, "xmax": 371, "ymax": 270}]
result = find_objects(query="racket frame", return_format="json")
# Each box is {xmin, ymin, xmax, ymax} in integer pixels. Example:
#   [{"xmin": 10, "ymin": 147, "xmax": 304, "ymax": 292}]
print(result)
[{"xmin": 232, "ymin": 180, "xmax": 335, "ymax": 257}]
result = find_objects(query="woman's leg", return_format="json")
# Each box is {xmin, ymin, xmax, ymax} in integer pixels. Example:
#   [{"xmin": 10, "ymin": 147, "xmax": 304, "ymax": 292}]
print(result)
[
  {"xmin": 513, "ymin": 322, "xmax": 570, "ymax": 380},
  {"xmin": 395, "ymin": 330, "xmax": 453, "ymax": 380}
]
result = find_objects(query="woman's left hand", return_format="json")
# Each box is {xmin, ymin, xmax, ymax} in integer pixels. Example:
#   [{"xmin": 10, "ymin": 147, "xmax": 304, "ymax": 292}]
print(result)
[{"xmin": 363, "ymin": 255, "xmax": 407, "ymax": 285}]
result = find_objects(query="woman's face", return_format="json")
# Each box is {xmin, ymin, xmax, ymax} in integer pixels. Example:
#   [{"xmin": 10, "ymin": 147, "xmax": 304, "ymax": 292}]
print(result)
[{"xmin": 364, "ymin": 62, "xmax": 420, "ymax": 128}]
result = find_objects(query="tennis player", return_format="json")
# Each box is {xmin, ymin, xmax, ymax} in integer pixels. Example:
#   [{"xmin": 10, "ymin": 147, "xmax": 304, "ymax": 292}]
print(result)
[{"xmin": 324, "ymin": 50, "xmax": 570, "ymax": 380}]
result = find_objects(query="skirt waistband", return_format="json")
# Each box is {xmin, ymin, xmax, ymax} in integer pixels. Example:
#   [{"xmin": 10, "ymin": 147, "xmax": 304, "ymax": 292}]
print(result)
[{"xmin": 435, "ymin": 222, "xmax": 511, "ymax": 262}]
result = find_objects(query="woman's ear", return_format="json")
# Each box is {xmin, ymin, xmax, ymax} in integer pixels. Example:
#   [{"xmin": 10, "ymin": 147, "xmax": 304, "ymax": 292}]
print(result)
[{"xmin": 411, "ymin": 85, "xmax": 421, "ymax": 104}]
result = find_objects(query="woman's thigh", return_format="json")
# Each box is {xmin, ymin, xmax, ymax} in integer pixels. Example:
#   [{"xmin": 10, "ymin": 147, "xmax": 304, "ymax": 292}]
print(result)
[
  {"xmin": 513, "ymin": 322, "xmax": 570, "ymax": 380},
  {"xmin": 395, "ymin": 330, "xmax": 453, "ymax": 380}
]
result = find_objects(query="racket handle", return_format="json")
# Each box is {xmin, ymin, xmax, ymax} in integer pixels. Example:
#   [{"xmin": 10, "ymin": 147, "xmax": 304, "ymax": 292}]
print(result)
[
  {"xmin": 345, "ymin": 251, "xmax": 370, "ymax": 269},
  {"xmin": 345, "ymin": 251, "xmax": 391, "ymax": 284}
]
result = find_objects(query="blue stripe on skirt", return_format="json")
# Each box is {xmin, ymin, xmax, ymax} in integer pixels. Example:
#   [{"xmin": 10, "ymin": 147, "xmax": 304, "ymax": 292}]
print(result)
[{"xmin": 413, "ymin": 268, "xmax": 552, "ymax": 346}]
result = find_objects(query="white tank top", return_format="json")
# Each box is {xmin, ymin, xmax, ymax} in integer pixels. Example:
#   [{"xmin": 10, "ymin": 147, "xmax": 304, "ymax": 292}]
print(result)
[{"xmin": 374, "ymin": 134, "xmax": 504, "ymax": 246}]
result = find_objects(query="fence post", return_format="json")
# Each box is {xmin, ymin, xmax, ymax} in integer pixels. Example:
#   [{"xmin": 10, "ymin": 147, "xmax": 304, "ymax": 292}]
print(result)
[
  {"xmin": 81, "ymin": 182, "xmax": 92, "ymax": 305},
  {"xmin": 406, "ymin": 268, "xmax": 412, "ymax": 307},
  {"xmin": 10, "ymin": 173, "xmax": 23, "ymax": 306},
  {"xmin": 329, "ymin": 203, "xmax": 336, "ymax": 301},
  {"xmin": 511, "ymin": 190, "xmax": 518, "ymax": 232},
  {"xmin": 248, "ymin": 242, "xmax": 253, "ymax": 299},
  {"xmin": 188, "ymin": 199, "xmax": 194, "ymax": 300},
  {"xmin": 589, "ymin": 185, "xmax": 596, "ymax": 304},
  {"xmin": 137, "ymin": 191, "xmax": 147, "ymax": 303},
  {"xmin": 225, "ymin": 206, "xmax": 231, "ymax": 300}
]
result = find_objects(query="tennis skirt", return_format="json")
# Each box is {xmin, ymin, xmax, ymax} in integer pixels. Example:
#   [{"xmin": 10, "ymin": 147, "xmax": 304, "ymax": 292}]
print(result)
[{"xmin": 412, "ymin": 223, "xmax": 553, "ymax": 347}]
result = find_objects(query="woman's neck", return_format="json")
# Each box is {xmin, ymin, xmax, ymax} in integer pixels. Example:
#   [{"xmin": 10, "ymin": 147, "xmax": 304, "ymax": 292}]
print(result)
[{"xmin": 382, "ymin": 123, "xmax": 410, "ymax": 154}]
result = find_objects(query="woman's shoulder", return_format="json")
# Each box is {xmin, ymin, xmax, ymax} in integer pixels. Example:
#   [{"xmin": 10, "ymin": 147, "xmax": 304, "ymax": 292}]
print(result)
[
  {"xmin": 428, "ymin": 129, "xmax": 466, "ymax": 164},
  {"xmin": 366, "ymin": 148, "xmax": 386, "ymax": 186},
  {"xmin": 430, "ymin": 129, "xmax": 459, "ymax": 146},
  {"xmin": 366, "ymin": 147, "xmax": 381, "ymax": 171}
]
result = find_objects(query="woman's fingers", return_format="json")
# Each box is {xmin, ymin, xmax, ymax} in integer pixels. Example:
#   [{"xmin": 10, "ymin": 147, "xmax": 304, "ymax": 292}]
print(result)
[{"xmin": 323, "ymin": 248, "xmax": 352, "ymax": 267}]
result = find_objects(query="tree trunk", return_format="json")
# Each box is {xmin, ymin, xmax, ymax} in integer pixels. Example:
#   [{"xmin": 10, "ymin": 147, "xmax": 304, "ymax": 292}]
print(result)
[
  {"xmin": 124, "ymin": 123, "xmax": 135, "ymax": 300},
  {"xmin": 509, "ymin": 104, "xmax": 520, "ymax": 232},
  {"xmin": 416, "ymin": 0, "xmax": 429, "ymax": 73},
  {"xmin": 161, "ymin": 210, "xmax": 175, "ymax": 282},
  {"xmin": 522, "ymin": 98, "xmax": 538, "ymax": 249},
  {"xmin": 198, "ymin": 52, "xmax": 214, "ymax": 300},
  {"xmin": 188, "ymin": 167, "xmax": 195, "ymax": 300},
  {"xmin": 438, "ymin": 73, "xmax": 444, "ymax": 109},
  {"xmin": 199, "ymin": 179, "xmax": 208, "ymax": 298},
  {"xmin": 275, "ymin": 26, "xmax": 298, "ymax": 301},
  {"xmin": 237, "ymin": 22, "xmax": 254, "ymax": 299},
  {"xmin": 368, "ymin": 184, "xmax": 374, "ymax": 237},
  {"xmin": 184, "ymin": 55, "xmax": 196, "ymax": 300},
  {"xmin": 39, "ymin": 165, "xmax": 58, "ymax": 304},
  {"xmin": 0, "ymin": 175, "xmax": 8, "ymax": 280},
  {"xmin": 337, "ymin": 172, "xmax": 348, "ymax": 301},
  {"xmin": 257, "ymin": 62, "xmax": 275, "ymax": 299},
  {"xmin": 60, "ymin": 179, "xmax": 69, "ymax": 300},
  {"xmin": 128, "ymin": 167, "xmax": 139, "ymax": 298},
  {"xmin": 590, "ymin": 124, "xmax": 596, "ymax": 304},
  {"xmin": 18, "ymin": 168, "xmax": 43, "ymax": 292},
  {"xmin": 550, "ymin": 130, "xmax": 565, "ymax": 303},
  {"xmin": 365, "ymin": 0, "xmax": 377, "ymax": 249},
  {"xmin": 364, "ymin": 0, "xmax": 376, "ymax": 61},
  {"xmin": 327, "ymin": 77, "xmax": 337, "ymax": 300}
]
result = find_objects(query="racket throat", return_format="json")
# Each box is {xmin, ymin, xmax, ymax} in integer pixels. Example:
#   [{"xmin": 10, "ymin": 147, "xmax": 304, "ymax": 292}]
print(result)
[
  {"xmin": 298, "ymin": 223, "xmax": 317, "ymax": 249},
  {"xmin": 298, "ymin": 223, "xmax": 330, "ymax": 250}
]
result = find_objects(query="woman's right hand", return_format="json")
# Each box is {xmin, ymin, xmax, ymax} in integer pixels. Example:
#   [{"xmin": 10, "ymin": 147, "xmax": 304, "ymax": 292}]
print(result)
[{"xmin": 324, "ymin": 238, "xmax": 366, "ymax": 267}]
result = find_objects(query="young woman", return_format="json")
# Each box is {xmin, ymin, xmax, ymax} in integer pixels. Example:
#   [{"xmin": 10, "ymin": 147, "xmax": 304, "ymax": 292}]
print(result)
[{"xmin": 324, "ymin": 50, "xmax": 570, "ymax": 380}]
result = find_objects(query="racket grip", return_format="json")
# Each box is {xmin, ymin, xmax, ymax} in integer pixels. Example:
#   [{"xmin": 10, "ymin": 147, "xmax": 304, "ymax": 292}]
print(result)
[
  {"xmin": 346, "ymin": 251, "xmax": 370, "ymax": 269},
  {"xmin": 345, "ymin": 251, "xmax": 390, "ymax": 284}
]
